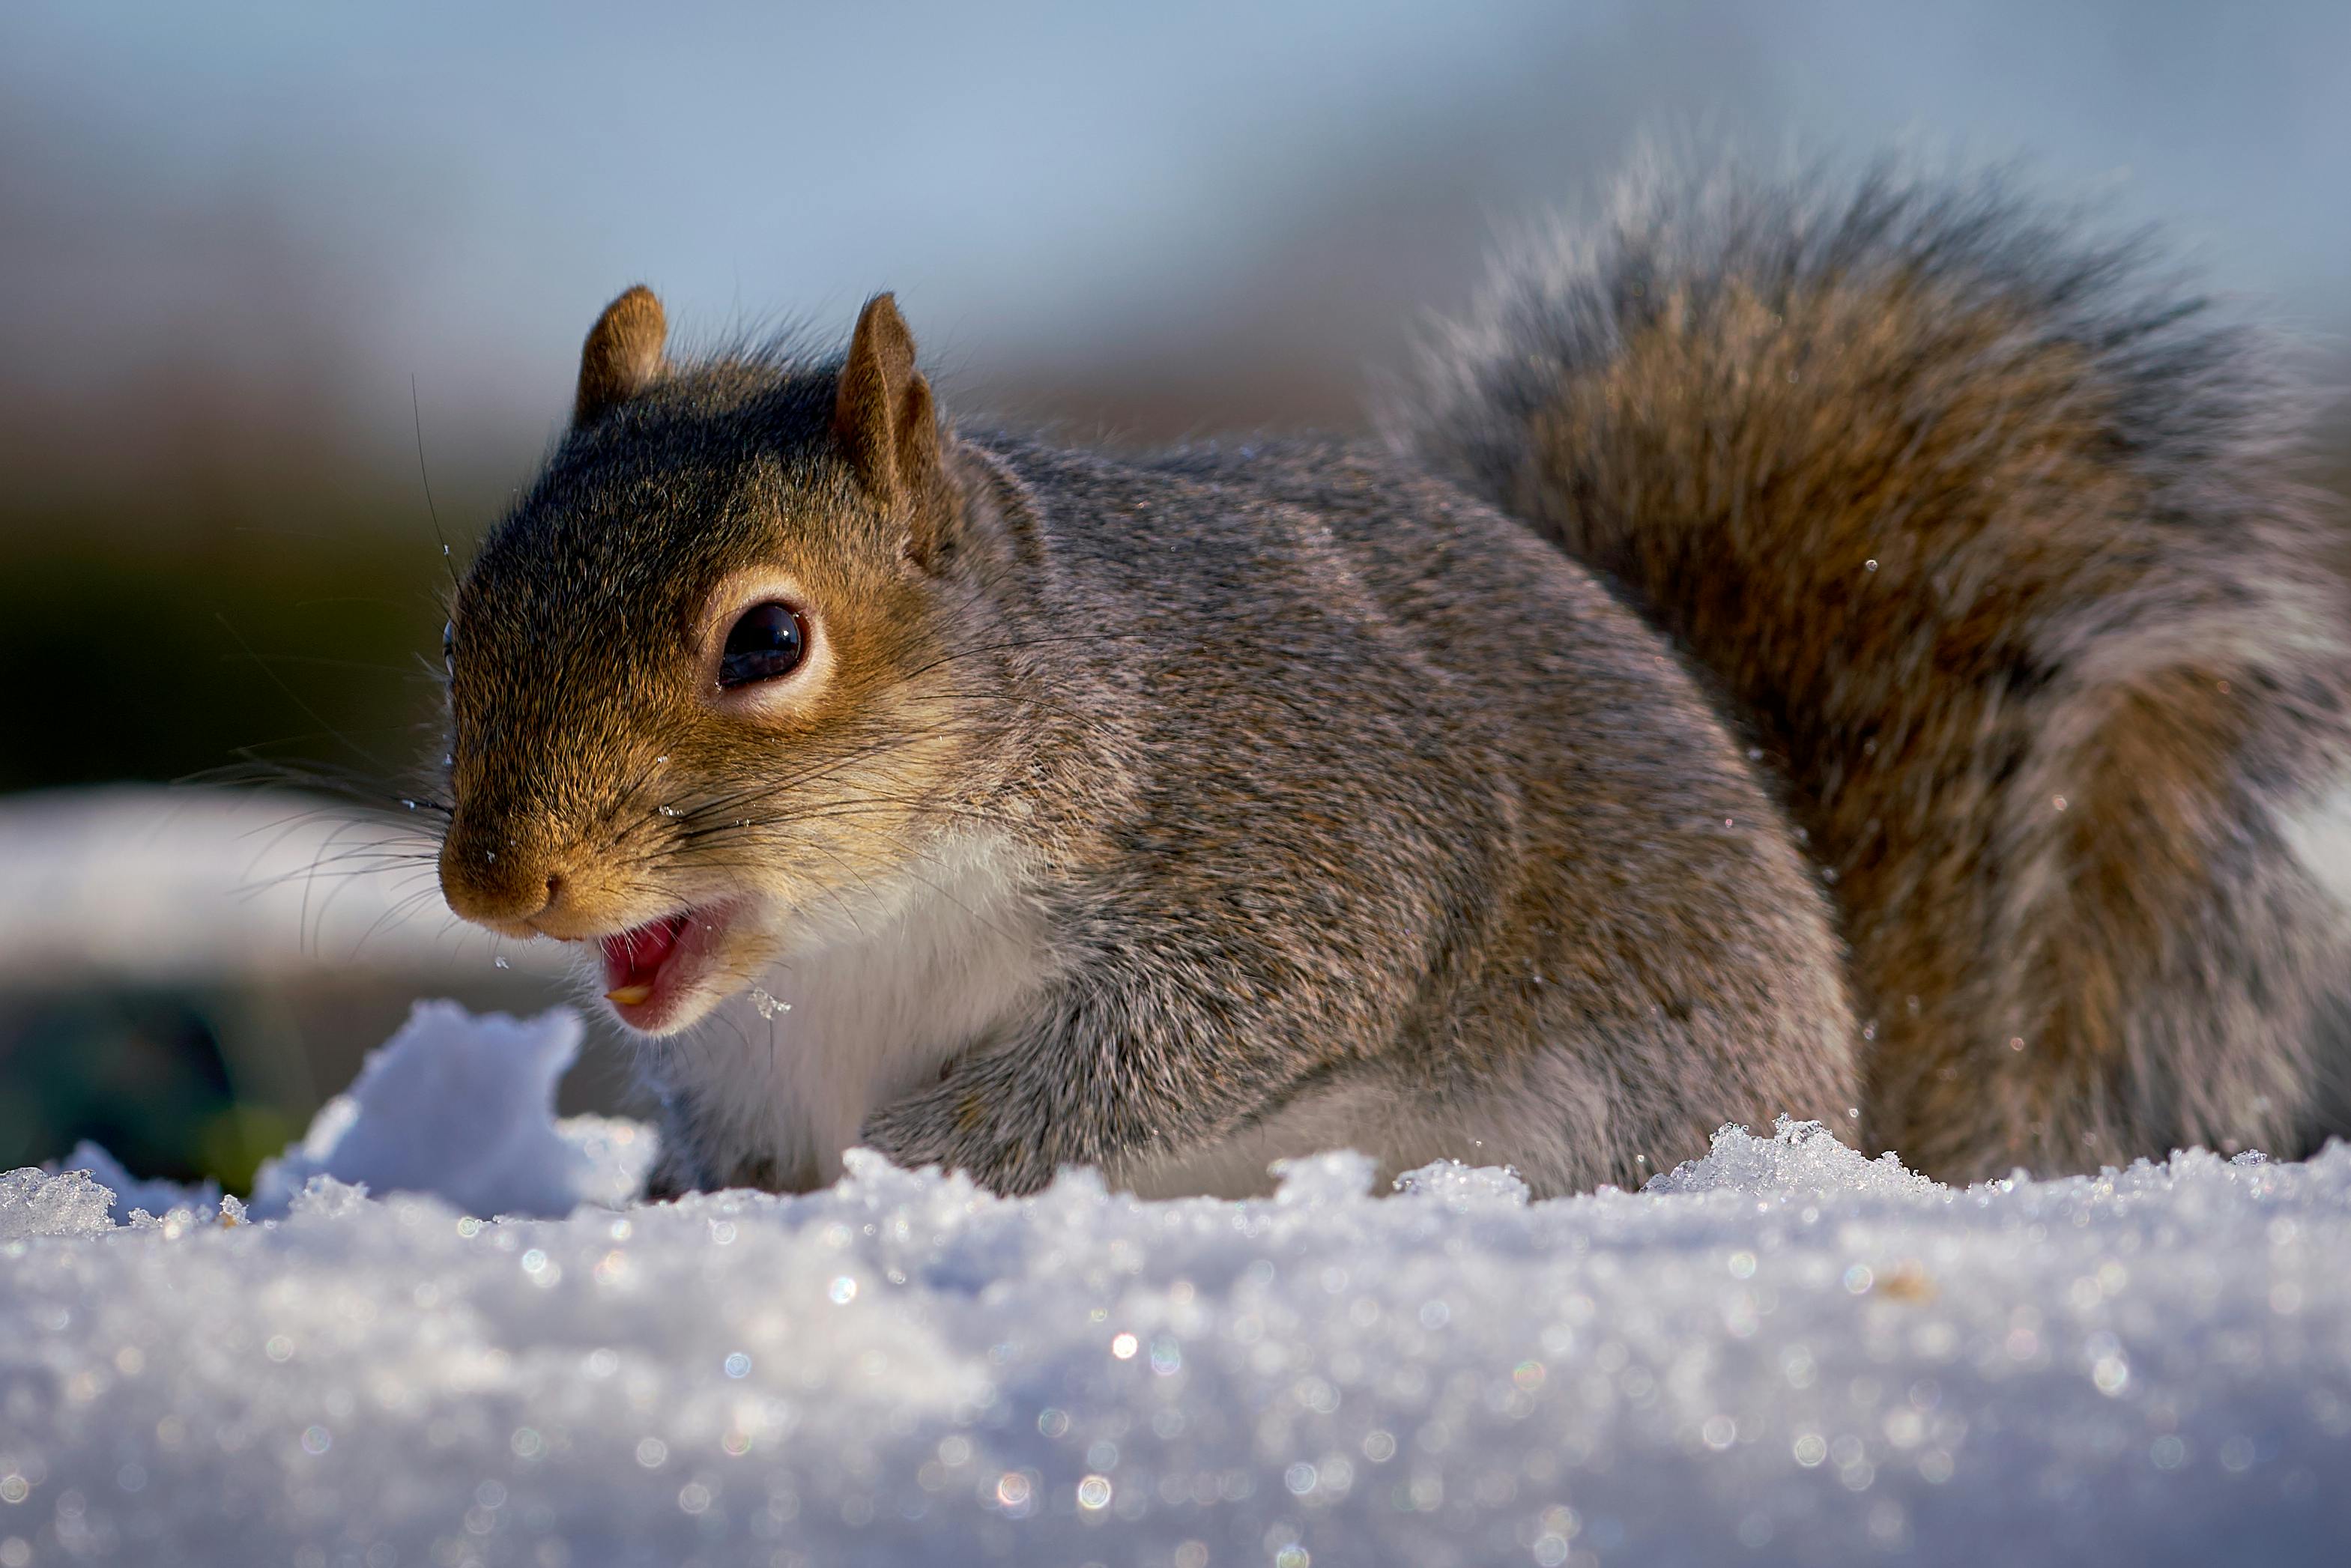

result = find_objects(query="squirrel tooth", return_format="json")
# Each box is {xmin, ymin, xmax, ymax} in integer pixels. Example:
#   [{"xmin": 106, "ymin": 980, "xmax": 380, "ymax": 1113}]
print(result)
[{"xmin": 604, "ymin": 984, "xmax": 654, "ymax": 1007}]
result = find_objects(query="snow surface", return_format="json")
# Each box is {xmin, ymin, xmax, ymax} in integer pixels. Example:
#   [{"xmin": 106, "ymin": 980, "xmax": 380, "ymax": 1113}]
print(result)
[{"xmin": 6, "ymin": 1004, "xmax": 2351, "ymax": 1566}]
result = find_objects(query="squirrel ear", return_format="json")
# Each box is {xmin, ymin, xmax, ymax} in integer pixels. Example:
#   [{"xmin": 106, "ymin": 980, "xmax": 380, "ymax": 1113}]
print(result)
[
  {"xmin": 574, "ymin": 285, "xmax": 668, "ymax": 427},
  {"xmin": 834, "ymin": 293, "xmax": 953, "ymax": 568}
]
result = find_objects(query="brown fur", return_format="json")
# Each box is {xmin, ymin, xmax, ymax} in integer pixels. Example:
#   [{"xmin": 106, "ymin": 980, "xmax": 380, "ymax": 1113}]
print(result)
[
  {"xmin": 1403, "ymin": 164, "xmax": 2351, "ymax": 1181},
  {"xmin": 573, "ymin": 285, "xmax": 667, "ymax": 428},
  {"xmin": 831, "ymin": 293, "xmax": 954, "ymax": 568}
]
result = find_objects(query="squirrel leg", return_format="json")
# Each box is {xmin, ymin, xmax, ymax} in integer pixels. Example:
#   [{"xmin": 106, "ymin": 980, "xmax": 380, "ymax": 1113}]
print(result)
[
  {"xmin": 857, "ymin": 967, "xmax": 1331, "ymax": 1196},
  {"xmin": 638, "ymin": 1119, "xmax": 704, "ymax": 1204}
]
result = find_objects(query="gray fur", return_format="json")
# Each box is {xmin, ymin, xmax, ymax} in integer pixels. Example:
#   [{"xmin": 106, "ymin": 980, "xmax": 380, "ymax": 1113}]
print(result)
[
  {"xmin": 441, "ymin": 157, "xmax": 2349, "ymax": 1196},
  {"xmin": 1395, "ymin": 156, "xmax": 2351, "ymax": 1178}
]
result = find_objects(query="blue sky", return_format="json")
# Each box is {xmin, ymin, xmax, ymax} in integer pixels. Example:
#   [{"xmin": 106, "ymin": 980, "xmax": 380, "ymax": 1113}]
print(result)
[{"xmin": 3, "ymin": 1, "xmax": 2345, "ymax": 459}]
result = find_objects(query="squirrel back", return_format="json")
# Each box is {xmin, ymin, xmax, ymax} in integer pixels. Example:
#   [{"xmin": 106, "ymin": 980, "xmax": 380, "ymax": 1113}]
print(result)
[{"xmin": 1398, "ymin": 161, "xmax": 2351, "ymax": 1179}]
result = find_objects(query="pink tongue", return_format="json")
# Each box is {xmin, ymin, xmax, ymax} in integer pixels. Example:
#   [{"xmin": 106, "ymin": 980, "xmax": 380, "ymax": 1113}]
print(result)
[{"xmin": 602, "ymin": 915, "xmax": 687, "ymax": 991}]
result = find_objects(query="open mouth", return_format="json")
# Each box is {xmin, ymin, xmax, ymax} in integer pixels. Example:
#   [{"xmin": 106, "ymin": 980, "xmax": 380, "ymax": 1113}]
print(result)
[{"xmin": 598, "ymin": 903, "xmax": 737, "ymax": 1031}]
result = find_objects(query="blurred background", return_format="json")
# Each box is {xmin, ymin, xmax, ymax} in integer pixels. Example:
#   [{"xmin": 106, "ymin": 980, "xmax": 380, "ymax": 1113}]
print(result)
[{"xmin": 4, "ymin": 0, "xmax": 2348, "ymax": 1187}]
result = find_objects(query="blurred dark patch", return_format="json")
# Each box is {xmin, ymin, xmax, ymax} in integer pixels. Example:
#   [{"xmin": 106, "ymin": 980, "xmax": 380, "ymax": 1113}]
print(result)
[
  {"xmin": 0, "ymin": 991, "xmax": 246, "ymax": 1184},
  {"xmin": 0, "ymin": 525, "xmax": 453, "ymax": 795},
  {"xmin": 1, "ymin": 976, "xmax": 637, "ymax": 1188}
]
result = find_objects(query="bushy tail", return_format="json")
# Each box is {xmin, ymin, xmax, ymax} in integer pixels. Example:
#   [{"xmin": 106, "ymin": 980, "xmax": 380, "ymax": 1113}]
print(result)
[{"xmin": 1394, "ymin": 157, "xmax": 2351, "ymax": 1178}]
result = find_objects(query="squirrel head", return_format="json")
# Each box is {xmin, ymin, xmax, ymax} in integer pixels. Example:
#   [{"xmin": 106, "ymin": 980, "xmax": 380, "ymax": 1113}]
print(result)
[{"xmin": 436, "ymin": 287, "xmax": 1023, "ymax": 1034}]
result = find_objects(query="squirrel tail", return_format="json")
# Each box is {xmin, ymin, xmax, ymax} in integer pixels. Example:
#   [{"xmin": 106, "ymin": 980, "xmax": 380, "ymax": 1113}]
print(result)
[{"xmin": 1394, "ymin": 155, "xmax": 2351, "ymax": 1179}]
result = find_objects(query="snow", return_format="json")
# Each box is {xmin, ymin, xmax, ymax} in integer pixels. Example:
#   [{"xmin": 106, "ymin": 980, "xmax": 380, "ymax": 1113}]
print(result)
[
  {"xmin": 7, "ymin": 1006, "xmax": 2351, "ymax": 1565},
  {"xmin": 0, "ymin": 787, "xmax": 566, "ymax": 987},
  {"xmin": 56, "ymin": 1003, "xmax": 652, "ymax": 1226},
  {"xmin": 238, "ymin": 1002, "xmax": 654, "ymax": 1222}
]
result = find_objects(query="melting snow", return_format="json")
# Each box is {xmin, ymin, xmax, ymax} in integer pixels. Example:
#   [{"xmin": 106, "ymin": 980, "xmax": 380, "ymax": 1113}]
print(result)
[{"xmin": 4, "ymin": 1002, "xmax": 2349, "ymax": 1564}]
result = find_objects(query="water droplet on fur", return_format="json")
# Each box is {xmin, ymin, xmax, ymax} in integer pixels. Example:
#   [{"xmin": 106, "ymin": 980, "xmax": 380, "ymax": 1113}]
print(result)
[
  {"xmin": 1865, "ymin": 558, "xmax": 1879, "ymax": 572},
  {"xmin": 749, "ymin": 987, "xmax": 792, "ymax": 1020},
  {"xmin": 494, "ymin": 957, "xmax": 510, "ymax": 970}
]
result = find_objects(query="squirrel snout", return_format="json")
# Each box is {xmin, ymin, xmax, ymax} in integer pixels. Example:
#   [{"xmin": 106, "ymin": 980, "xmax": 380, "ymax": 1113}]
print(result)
[
  {"xmin": 438, "ymin": 817, "xmax": 638, "ymax": 941},
  {"xmin": 438, "ymin": 823, "xmax": 563, "ymax": 933}
]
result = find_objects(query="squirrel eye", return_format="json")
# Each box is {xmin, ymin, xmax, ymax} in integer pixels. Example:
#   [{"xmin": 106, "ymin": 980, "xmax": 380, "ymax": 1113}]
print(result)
[
  {"xmin": 441, "ymin": 620, "xmax": 456, "ymax": 667},
  {"xmin": 718, "ymin": 602, "xmax": 808, "ymax": 688}
]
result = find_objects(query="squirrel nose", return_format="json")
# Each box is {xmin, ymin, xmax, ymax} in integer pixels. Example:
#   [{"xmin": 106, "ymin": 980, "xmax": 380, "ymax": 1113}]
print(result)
[{"xmin": 438, "ymin": 825, "xmax": 563, "ymax": 930}]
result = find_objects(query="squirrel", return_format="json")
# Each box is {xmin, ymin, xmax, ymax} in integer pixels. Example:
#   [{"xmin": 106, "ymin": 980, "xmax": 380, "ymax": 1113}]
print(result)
[{"xmin": 434, "ymin": 160, "xmax": 2351, "ymax": 1198}]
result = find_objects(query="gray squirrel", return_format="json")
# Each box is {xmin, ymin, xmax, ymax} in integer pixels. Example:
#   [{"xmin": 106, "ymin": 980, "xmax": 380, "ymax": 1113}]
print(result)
[{"xmin": 434, "ymin": 160, "xmax": 2351, "ymax": 1197}]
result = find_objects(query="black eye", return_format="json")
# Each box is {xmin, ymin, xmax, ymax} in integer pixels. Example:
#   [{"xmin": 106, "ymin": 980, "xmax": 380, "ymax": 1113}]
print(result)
[
  {"xmin": 718, "ymin": 602, "xmax": 808, "ymax": 688},
  {"xmin": 442, "ymin": 620, "xmax": 456, "ymax": 668}
]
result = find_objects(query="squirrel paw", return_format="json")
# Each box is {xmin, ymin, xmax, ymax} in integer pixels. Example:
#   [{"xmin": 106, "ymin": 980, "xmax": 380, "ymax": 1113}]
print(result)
[{"xmin": 859, "ymin": 1075, "xmax": 1062, "ymax": 1197}]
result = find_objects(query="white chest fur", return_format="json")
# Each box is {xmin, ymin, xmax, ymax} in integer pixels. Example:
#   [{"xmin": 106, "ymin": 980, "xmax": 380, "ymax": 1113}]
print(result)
[
  {"xmin": 2281, "ymin": 784, "xmax": 2351, "ymax": 916},
  {"xmin": 664, "ymin": 833, "xmax": 1054, "ymax": 1187},
  {"xmin": 652, "ymin": 833, "xmax": 1611, "ymax": 1197}
]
